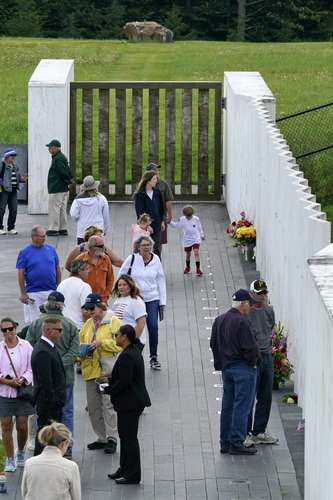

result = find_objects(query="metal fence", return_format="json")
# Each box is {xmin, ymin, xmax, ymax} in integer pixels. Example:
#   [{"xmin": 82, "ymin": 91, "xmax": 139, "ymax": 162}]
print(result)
[
  {"xmin": 276, "ymin": 101, "xmax": 333, "ymax": 202},
  {"xmin": 70, "ymin": 81, "xmax": 222, "ymax": 201}
]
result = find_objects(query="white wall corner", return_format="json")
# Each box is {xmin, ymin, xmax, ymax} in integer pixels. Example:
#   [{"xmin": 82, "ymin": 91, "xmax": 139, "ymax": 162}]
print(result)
[{"xmin": 28, "ymin": 59, "xmax": 75, "ymax": 214}]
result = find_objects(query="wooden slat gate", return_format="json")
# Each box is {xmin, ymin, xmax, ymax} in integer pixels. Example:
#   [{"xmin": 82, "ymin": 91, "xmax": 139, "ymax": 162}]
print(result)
[{"xmin": 70, "ymin": 81, "xmax": 222, "ymax": 200}]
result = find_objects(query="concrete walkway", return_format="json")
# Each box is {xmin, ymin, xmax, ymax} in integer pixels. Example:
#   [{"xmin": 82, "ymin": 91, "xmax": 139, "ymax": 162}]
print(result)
[{"xmin": 0, "ymin": 202, "xmax": 301, "ymax": 499}]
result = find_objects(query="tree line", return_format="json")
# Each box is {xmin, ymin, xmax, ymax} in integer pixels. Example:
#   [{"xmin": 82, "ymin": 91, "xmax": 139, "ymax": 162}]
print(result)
[{"xmin": 0, "ymin": 0, "xmax": 332, "ymax": 41}]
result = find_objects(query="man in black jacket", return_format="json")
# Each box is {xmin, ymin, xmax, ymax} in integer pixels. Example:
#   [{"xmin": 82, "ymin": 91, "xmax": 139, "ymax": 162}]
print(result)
[
  {"xmin": 105, "ymin": 325, "xmax": 151, "ymax": 485},
  {"xmin": 31, "ymin": 317, "xmax": 66, "ymax": 455},
  {"xmin": 210, "ymin": 289, "xmax": 259, "ymax": 455},
  {"xmin": 46, "ymin": 139, "xmax": 73, "ymax": 237}
]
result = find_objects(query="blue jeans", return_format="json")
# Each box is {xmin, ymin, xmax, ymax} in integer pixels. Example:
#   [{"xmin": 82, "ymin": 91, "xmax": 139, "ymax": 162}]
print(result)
[
  {"xmin": 145, "ymin": 300, "xmax": 159, "ymax": 358},
  {"xmin": 62, "ymin": 384, "xmax": 74, "ymax": 435},
  {"xmin": 220, "ymin": 362, "xmax": 257, "ymax": 449},
  {"xmin": 248, "ymin": 352, "xmax": 273, "ymax": 435}
]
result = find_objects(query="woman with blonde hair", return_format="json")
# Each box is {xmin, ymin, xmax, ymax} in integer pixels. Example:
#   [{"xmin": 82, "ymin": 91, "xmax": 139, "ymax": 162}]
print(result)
[
  {"xmin": 65, "ymin": 224, "xmax": 123, "ymax": 272},
  {"xmin": 21, "ymin": 422, "xmax": 81, "ymax": 500}
]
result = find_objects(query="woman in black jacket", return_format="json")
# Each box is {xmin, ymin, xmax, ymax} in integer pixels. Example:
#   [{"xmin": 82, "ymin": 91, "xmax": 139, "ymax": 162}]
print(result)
[
  {"xmin": 105, "ymin": 325, "xmax": 151, "ymax": 484},
  {"xmin": 134, "ymin": 171, "xmax": 165, "ymax": 258}
]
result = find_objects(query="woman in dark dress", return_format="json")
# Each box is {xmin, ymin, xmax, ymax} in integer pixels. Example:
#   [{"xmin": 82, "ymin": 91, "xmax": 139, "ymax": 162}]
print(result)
[
  {"xmin": 134, "ymin": 171, "xmax": 165, "ymax": 258},
  {"xmin": 105, "ymin": 325, "xmax": 151, "ymax": 484}
]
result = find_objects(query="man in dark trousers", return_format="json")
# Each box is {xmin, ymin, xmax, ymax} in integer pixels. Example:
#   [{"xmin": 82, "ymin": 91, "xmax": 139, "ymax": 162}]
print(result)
[
  {"xmin": 246, "ymin": 279, "xmax": 278, "ymax": 446},
  {"xmin": 31, "ymin": 317, "xmax": 66, "ymax": 455},
  {"xmin": 105, "ymin": 325, "xmax": 151, "ymax": 485},
  {"xmin": 46, "ymin": 139, "xmax": 73, "ymax": 237},
  {"xmin": 210, "ymin": 289, "xmax": 259, "ymax": 455}
]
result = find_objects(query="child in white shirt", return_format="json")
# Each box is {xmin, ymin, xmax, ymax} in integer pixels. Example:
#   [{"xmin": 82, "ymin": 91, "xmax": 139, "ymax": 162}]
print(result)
[
  {"xmin": 131, "ymin": 213, "xmax": 153, "ymax": 249},
  {"xmin": 170, "ymin": 205, "xmax": 204, "ymax": 276}
]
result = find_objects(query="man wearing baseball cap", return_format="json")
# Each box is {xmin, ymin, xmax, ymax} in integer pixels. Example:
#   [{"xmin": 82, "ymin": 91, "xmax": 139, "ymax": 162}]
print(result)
[
  {"xmin": 0, "ymin": 148, "xmax": 27, "ymax": 235},
  {"xmin": 210, "ymin": 289, "xmax": 259, "ymax": 455},
  {"xmin": 26, "ymin": 291, "xmax": 79, "ymax": 458},
  {"xmin": 246, "ymin": 279, "xmax": 278, "ymax": 446},
  {"xmin": 46, "ymin": 139, "xmax": 73, "ymax": 237}
]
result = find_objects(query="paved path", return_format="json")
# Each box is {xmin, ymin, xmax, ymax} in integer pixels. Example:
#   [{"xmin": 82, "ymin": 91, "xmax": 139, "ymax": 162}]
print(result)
[{"xmin": 0, "ymin": 202, "xmax": 301, "ymax": 499}]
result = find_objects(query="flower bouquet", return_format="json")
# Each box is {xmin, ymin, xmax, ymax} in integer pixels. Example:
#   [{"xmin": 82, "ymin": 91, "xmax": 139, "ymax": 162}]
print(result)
[
  {"xmin": 226, "ymin": 211, "xmax": 256, "ymax": 261},
  {"xmin": 272, "ymin": 322, "xmax": 293, "ymax": 389}
]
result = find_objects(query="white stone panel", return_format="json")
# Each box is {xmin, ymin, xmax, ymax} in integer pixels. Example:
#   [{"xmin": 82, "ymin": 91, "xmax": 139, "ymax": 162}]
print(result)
[
  {"xmin": 28, "ymin": 59, "xmax": 74, "ymax": 214},
  {"xmin": 223, "ymin": 71, "xmax": 331, "ymax": 500}
]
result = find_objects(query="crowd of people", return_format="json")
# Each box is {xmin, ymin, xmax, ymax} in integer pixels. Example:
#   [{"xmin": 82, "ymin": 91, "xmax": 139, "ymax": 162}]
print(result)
[{"xmin": 0, "ymin": 139, "xmax": 279, "ymax": 498}]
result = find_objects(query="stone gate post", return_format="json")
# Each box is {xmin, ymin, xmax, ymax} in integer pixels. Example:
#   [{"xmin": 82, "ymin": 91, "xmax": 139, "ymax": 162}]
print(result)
[{"xmin": 28, "ymin": 59, "xmax": 74, "ymax": 214}]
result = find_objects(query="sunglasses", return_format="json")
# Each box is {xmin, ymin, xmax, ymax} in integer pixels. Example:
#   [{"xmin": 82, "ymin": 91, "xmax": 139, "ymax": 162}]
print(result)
[
  {"xmin": 1, "ymin": 326, "xmax": 15, "ymax": 333},
  {"xmin": 94, "ymin": 245, "xmax": 104, "ymax": 249},
  {"xmin": 51, "ymin": 327, "xmax": 63, "ymax": 333}
]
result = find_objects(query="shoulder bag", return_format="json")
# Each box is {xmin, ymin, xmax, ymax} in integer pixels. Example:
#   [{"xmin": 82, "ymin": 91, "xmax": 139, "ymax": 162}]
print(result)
[
  {"xmin": 127, "ymin": 254, "xmax": 135, "ymax": 276},
  {"xmin": 4, "ymin": 346, "xmax": 34, "ymax": 402}
]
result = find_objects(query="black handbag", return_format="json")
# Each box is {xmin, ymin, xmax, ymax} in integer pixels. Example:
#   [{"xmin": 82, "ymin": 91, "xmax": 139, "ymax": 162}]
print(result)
[{"xmin": 4, "ymin": 345, "xmax": 34, "ymax": 402}]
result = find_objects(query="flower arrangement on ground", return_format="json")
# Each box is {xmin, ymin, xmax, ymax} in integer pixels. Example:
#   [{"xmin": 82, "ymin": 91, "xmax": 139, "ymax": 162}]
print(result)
[
  {"xmin": 272, "ymin": 322, "xmax": 293, "ymax": 388},
  {"xmin": 226, "ymin": 211, "xmax": 256, "ymax": 247}
]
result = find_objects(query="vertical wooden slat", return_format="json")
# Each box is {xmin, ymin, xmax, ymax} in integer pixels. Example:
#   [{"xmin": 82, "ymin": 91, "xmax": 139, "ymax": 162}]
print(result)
[
  {"xmin": 69, "ymin": 85, "xmax": 77, "ymax": 201},
  {"xmin": 214, "ymin": 84, "xmax": 222, "ymax": 199},
  {"xmin": 82, "ymin": 89, "xmax": 93, "ymax": 179},
  {"xmin": 181, "ymin": 89, "xmax": 192, "ymax": 194},
  {"xmin": 132, "ymin": 88, "xmax": 143, "ymax": 187},
  {"xmin": 148, "ymin": 89, "xmax": 159, "ymax": 164},
  {"xmin": 198, "ymin": 89, "xmax": 209, "ymax": 196},
  {"xmin": 115, "ymin": 89, "xmax": 126, "ymax": 195},
  {"xmin": 98, "ymin": 89, "xmax": 109, "ymax": 197},
  {"xmin": 165, "ymin": 89, "xmax": 176, "ymax": 186}
]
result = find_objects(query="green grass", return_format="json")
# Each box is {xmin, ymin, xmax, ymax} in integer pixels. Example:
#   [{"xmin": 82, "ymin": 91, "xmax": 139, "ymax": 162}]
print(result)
[
  {"xmin": 1, "ymin": 38, "xmax": 333, "ymax": 212},
  {"xmin": 2, "ymin": 38, "xmax": 333, "ymax": 145}
]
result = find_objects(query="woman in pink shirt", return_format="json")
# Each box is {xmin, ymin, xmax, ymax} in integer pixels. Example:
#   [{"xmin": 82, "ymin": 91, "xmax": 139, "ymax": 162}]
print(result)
[{"xmin": 0, "ymin": 317, "xmax": 34, "ymax": 472}]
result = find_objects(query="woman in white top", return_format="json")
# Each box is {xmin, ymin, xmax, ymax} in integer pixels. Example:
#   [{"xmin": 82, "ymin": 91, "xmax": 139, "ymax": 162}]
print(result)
[
  {"xmin": 110, "ymin": 274, "xmax": 147, "ymax": 351},
  {"xmin": 70, "ymin": 175, "xmax": 109, "ymax": 244},
  {"xmin": 22, "ymin": 422, "xmax": 81, "ymax": 500},
  {"xmin": 118, "ymin": 235, "xmax": 166, "ymax": 370}
]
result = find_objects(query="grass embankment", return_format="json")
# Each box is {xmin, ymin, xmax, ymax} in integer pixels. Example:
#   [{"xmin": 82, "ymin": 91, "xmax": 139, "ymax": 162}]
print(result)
[{"xmin": 1, "ymin": 38, "xmax": 333, "ymax": 216}]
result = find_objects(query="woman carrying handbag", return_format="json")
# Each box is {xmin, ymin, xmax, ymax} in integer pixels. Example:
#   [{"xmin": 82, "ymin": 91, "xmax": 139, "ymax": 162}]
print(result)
[{"xmin": 0, "ymin": 317, "xmax": 34, "ymax": 472}]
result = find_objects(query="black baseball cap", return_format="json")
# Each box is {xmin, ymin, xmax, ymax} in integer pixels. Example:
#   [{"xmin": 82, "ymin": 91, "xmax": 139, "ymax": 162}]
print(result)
[
  {"xmin": 48, "ymin": 291, "xmax": 65, "ymax": 303},
  {"xmin": 82, "ymin": 293, "xmax": 102, "ymax": 309},
  {"xmin": 232, "ymin": 289, "xmax": 256, "ymax": 305},
  {"xmin": 145, "ymin": 162, "xmax": 161, "ymax": 172},
  {"xmin": 250, "ymin": 279, "xmax": 268, "ymax": 294}
]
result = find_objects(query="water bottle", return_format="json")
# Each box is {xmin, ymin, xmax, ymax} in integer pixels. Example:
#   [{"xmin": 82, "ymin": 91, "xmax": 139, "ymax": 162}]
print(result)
[{"xmin": 0, "ymin": 473, "xmax": 7, "ymax": 494}]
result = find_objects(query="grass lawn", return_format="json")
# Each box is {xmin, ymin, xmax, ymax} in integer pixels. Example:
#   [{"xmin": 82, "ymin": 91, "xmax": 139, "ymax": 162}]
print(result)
[{"xmin": 1, "ymin": 38, "xmax": 333, "ymax": 215}]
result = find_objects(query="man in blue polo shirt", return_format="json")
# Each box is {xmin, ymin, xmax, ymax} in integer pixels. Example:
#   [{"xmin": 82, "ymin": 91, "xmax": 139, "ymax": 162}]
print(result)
[
  {"xmin": 210, "ymin": 289, "xmax": 259, "ymax": 455},
  {"xmin": 16, "ymin": 224, "xmax": 61, "ymax": 323}
]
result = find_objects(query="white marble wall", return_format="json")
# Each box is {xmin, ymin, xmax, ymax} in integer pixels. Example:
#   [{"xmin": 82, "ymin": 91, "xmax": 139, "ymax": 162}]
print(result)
[
  {"xmin": 28, "ymin": 59, "xmax": 74, "ymax": 214},
  {"xmin": 306, "ymin": 246, "xmax": 333, "ymax": 499},
  {"xmin": 223, "ymin": 71, "xmax": 332, "ymax": 500}
]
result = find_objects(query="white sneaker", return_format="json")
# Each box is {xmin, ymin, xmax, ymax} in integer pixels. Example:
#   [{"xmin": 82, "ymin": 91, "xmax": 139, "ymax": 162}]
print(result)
[
  {"xmin": 251, "ymin": 432, "xmax": 279, "ymax": 445},
  {"xmin": 244, "ymin": 434, "xmax": 255, "ymax": 447},
  {"xmin": 8, "ymin": 229, "xmax": 18, "ymax": 235},
  {"xmin": 27, "ymin": 439, "xmax": 35, "ymax": 451},
  {"xmin": 4, "ymin": 458, "xmax": 16, "ymax": 472},
  {"xmin": 0, "ymin": 229, "xmax": 7, "ymax": 235}
]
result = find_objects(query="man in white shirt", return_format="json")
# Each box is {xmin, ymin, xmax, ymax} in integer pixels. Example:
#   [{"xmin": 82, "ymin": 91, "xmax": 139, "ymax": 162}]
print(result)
[{"xmin": 57, "ymin": 260, "xmax": 92, "ymax": 327}]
